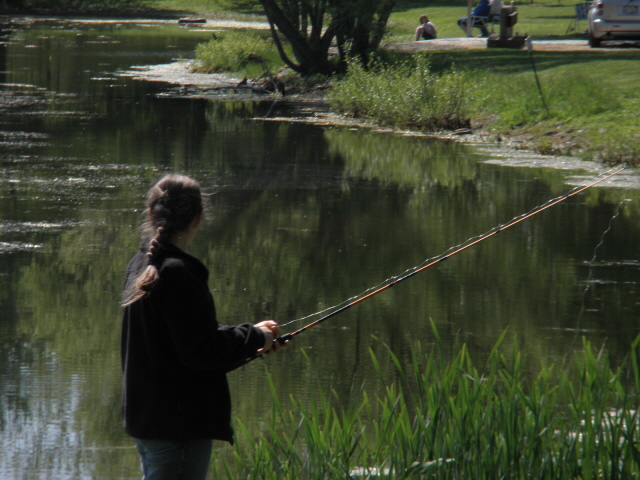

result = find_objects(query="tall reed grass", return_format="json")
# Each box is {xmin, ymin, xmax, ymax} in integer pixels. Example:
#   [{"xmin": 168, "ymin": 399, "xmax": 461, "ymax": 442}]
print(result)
[{"xmin": 216, "ymin": 323, "xmax": 640, "ymax": 479}]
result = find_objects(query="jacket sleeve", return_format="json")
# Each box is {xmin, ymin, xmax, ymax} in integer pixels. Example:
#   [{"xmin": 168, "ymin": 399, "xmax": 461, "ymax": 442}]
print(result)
[
  {"xmin": 473, "ymin": 0, "xmax": 490, "ymax": 16},
  {"xmin": 158, "ymin": 258, "xmax": 265, "ymax": 371}
]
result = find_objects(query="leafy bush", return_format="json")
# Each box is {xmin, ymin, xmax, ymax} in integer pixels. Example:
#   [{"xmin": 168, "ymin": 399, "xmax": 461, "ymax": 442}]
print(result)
[
  {"xmin": 194, "ymin": 30, "xmax": 277, "ymax": 74},
  {"xmin": 328, "ymin": 56, "xmax": 474, "ymax": 131}
]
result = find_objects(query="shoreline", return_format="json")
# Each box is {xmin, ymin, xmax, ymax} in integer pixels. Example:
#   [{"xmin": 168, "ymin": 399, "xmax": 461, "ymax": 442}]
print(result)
[
  {"xmin": 118, "ymin": 57, "xmax": 640, "ymax": 189},
  {"xmin": 6, "ymin": 14, "xmax": 628, "ymax": 189},
  {"xmin": 119, "ymin": 59, "xmax": 635, "ymax": 191}
]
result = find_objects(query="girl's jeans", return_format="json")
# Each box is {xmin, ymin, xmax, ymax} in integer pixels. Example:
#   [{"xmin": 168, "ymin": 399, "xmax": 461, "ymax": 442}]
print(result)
[{"xmin": 134, "ymin": 438, "xmax": 213, "ymax": 480}]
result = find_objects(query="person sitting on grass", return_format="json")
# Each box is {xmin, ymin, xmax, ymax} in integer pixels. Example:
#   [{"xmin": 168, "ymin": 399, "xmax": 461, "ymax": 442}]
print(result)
[
  {"xmin": 415, "ymin": 14, "xmax": 437, "ymax": 41},
  {"xmin": 458, "ymin": 0, "xmax": 490, "ymax": 37}
]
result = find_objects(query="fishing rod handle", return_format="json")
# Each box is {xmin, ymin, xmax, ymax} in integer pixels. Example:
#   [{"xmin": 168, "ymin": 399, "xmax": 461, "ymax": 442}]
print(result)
[
  {"xmin": 274, "ymin": 332, "xmax": 293, "ymax": 346},
  {"xmin": 226, "ymin": 332, "xmax": 293, "ymax": 371}
]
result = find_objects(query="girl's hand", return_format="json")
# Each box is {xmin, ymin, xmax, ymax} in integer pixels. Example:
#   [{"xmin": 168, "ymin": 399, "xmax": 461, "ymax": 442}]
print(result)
[{"xmin": 255, "ymin": 320, "xmax": 287, "ymax": 354}]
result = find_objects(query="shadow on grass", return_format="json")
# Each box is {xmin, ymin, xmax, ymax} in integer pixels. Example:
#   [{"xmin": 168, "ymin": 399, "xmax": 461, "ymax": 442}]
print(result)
[{"xmin": 381, "ymin": 48, "xmax": 640, "ymax": 75}]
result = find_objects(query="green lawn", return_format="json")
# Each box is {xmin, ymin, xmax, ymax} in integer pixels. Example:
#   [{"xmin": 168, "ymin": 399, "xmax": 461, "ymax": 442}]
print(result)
[
  {"xmin": 330, "ymin": 45, "xmax": 640, "ymax": 163},
  {"xmin": 386, "ymin": 4, "xmax": 585, "ymax": 41},
  {"xmin": 153, "ymin": 1, "xmax": 589, "ymax": 41},
  {"xmin": 379, "ymin": 3, "xmax": 640, "ymax": 164}
]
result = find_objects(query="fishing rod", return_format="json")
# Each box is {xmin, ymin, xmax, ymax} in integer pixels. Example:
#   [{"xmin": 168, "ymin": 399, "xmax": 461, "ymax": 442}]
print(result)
[{"xmin": 247, "ymin": 167, "xmax": 625, "ymax": 366}]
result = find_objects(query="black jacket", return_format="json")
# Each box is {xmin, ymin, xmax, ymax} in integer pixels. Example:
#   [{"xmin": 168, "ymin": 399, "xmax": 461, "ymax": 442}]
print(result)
[{"xmin": 120, "ymin": 243, "xmax": 265, "ymax": 443}]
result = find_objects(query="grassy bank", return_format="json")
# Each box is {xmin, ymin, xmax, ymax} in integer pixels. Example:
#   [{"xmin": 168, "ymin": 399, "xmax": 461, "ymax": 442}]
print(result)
[
  {"xmin": 327, "ymin": 48, "xmax": 640, "ymax": 164},
  {"xmin": 172, "ymin": 1, "xmax": 639, "ymax": 164},
  {"xmin": 214, "ymin": 324, "xmax": 640, "ymax": 479},
  {"xmin": 10, "ymin": 0, "xmax": 633, "ymax": 163}
]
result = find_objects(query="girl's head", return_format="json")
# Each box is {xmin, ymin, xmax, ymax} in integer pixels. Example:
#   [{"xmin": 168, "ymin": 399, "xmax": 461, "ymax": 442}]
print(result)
[
  {"xmin": 143, "ymin": 174, "xmax": 203, "ymax": 241},
  {"xmin": 123, "ymin": 174, "xmax": 204, "ymax": 306},
  {"xmin": 420, "ymin": 14, "xmax": 429, "ymax": 23}
]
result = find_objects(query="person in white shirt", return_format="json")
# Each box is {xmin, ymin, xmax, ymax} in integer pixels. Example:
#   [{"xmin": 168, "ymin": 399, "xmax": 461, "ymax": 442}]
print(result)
[{"xmin": 415, "ymin": 14, "xmax": 437, "ymax": 40}]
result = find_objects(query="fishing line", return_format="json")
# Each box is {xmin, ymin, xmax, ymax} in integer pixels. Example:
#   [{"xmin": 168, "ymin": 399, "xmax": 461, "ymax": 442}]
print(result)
[
  {"xmin": 239, "ymin": 167, "xmax": 625, "ymax": 368},
  {"xmin": 279, "ymin": 168, "xmax": 625, "ymax": 332},
  {"xmin": 570, "ymin": 197, "xmax": 630, "ymax": 350},
  {"xmin": 526, "ymin": 36, "xmax": 549, "ymax": 114}
]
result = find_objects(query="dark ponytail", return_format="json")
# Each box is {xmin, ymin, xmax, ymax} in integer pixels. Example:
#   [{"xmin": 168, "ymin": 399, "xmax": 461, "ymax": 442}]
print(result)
[{"xmin": 123, "ymin": 175, "xmax": 203, "ymax": 306}]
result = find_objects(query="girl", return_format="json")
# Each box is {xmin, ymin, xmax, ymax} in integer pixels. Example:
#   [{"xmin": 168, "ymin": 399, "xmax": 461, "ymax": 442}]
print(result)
[
  {"xmin": 415, "ymin": 14, "xmax": 437, "ymax": 41},
  {"xmin": 121, "ymin": 174, "xmax": 284, "ymax": 479}
]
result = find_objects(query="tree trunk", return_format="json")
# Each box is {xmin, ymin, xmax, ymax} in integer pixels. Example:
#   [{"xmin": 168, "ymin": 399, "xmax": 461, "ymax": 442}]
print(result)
[
  {"xmin": 260, "ymin": 0, "xmax": 336, "ymax": 75},
  {"xmin": 334, "ymin": 0, "xmax": 396, "ymax": 69},
  {"xmin": 260, "ymin": 0, "xmax": 396, "ymax": 76}
]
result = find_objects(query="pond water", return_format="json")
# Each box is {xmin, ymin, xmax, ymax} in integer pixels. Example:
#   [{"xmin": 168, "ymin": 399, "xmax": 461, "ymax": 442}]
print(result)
[{"xmin": 1, "ymin": 17, "xmax": 640, "ymax": 480}]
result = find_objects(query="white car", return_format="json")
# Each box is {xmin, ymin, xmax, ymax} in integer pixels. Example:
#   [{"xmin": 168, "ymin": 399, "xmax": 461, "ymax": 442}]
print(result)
[{"xmin": 587, "ymin": 0, "xmax": 640, "ymax": 47}]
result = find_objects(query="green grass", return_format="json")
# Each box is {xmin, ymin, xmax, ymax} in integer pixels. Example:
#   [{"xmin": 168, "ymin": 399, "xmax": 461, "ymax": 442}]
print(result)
[
  {"xmin": 193, "ymin": 29, "xmax": 280, "ymax": 76},
  {"xmin": 149, "ymin": 2, "xmax": 587, "ymax": 40},
  {"xmin": 213, "ymin": 323, "xmax": 640, "ymax": 479},
  {"xmin": 475, "ymin": 54, "xmax": 640, "ymax": 162},
  {"xmin": 327, "ymin": 47, "xmax": 640, "ymax": 163},
  {"xmin": 327, "ymin": 57, "xmax": 474, "ymax": 130},
  {"xmin": 386, "ymin": 4, "xmax": 587, "ymax": 42}
]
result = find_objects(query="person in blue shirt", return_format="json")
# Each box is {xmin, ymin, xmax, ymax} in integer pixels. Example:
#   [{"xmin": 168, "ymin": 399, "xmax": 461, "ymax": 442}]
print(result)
[{"xmin": 458, "ymin": 0, "xmax": 491, "ymax": 37}]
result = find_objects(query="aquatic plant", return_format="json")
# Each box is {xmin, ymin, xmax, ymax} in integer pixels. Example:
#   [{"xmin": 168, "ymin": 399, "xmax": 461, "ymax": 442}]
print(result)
[{"xmin": 216, "ymin": 323, "xmax": 640, "ymax": 479}]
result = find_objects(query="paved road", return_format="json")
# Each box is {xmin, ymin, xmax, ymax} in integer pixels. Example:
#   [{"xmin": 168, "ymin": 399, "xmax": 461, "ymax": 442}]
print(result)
[{"xmin": 386, "ymin": 37, "xmax": 640, "ymax": 52}]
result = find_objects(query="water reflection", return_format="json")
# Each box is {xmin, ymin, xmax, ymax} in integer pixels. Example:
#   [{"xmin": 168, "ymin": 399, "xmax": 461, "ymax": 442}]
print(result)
[
  {"xmin": 0, "ymin": 25, "xmax": 7, "ymax": 85},
  {"xmin": 1, "ymin": 18, "xmax": 639, "ymax": 480}
]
